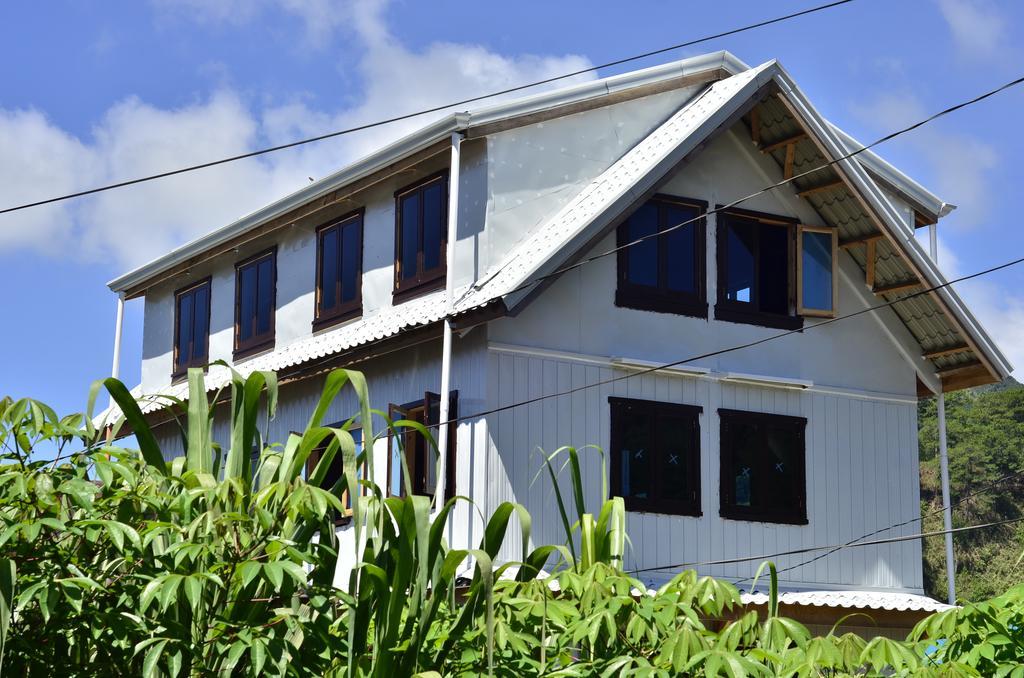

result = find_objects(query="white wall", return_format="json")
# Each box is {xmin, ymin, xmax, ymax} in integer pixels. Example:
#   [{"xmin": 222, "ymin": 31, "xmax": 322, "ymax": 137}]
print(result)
[
  {"xmin": 484, "ymin": 347, "xmax": 923, "ymax": 592},
  {"xmin": 139, "ymin": 86, "xmax": 705, "ymax": 393},
  {"xmin": 151, "ymin": 329, "xmax": 489, "ymax": 587}
]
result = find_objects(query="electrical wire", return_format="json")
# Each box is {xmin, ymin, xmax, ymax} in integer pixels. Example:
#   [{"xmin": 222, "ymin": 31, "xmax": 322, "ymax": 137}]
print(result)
[
  {"xmin": 433, "ymin": 254, "xmax": 1024, "ymax": 430},
  {"xmin": 730, "ymin": 467, "xmax": 1024, "ymax": 585},
  {"xmin": 632, "ymin": 516, "xmax": 1024, "ymax": 573},
  {"xmin": 0, "ymin": 1, "xmax": 861, "ymax": 216}
]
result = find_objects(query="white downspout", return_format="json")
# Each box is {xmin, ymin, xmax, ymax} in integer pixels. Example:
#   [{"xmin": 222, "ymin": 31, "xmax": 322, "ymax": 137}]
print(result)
[
  {"xmin": 435, "ymin": 131, "xmax": 462, "ymax": 508},
  {"xmin": 930, "ymin": 223, "xmax": 956, "ymax": 605}
]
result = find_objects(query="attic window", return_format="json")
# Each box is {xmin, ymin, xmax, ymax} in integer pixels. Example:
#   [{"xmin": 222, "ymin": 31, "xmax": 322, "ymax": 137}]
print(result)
[
  {"xmin": 797, "ymin": 224, "xmax": 837, "ymax": 317},
  {"xmin": 615, "ymin": 195, "xmax": 707, "ymax": 317},
  {"xmin": 234, "ymin": 248, "xmax": 276, "ymax": 359},
  {"xmin": 172, "ymin": 278, "xmax": 211, "ymax": 378},
  {"xmin": 393, "ymin": 172, "xmax": 448, "ymax": 302},
  {"xmin": 715, "ymin": 208, "xmax": 802, "ymax": 330}
]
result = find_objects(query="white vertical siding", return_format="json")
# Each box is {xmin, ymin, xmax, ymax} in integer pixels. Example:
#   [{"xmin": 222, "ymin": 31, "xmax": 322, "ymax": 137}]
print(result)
[{"xmin": 484, "ymin": 347, "xmax": 924, "ymax": 593}]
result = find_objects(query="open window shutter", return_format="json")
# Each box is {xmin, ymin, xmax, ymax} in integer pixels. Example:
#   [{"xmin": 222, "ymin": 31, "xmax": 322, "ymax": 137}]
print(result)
[
  {"xmin": 387, "ymin": 403, "xmax": 410, "ymax": 497},
  {"xmin": 424, "ymin": 391, "xmax": 439, "ymax": 497},
  {"xmin": 797, "ymin": 224, "xmax": 838, "ymax": 317}
]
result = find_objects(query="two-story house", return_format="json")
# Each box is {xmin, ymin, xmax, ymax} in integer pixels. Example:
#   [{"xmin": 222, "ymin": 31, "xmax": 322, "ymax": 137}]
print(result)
[{"xmin": 103, "ymin": 51, "xmax": 1011, "ymax": 635}]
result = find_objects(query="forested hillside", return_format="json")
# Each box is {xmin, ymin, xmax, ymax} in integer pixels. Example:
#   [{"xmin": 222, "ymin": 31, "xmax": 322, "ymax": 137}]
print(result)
[{"xmin": 918, "ymin": 379, "xmax": 1024, "ymax": 601}]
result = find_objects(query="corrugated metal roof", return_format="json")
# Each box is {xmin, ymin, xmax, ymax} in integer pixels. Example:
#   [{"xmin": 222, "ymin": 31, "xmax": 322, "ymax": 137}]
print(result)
[{"xmin": 741, "ymin": 589, "xmax": 953, "ymax": 613}]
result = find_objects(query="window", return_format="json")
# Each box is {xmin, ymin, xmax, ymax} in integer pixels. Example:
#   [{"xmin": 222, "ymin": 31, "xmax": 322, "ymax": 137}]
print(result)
[
  {"xmin": 609, "ymin": 397, "xmax": 702, "ymax": 516},
  {"xmin": 394, "ymin": 172, "xmax": 448, "ymax": 301},
  {"xmin": 616, "ymin": 195, "xmax": 707, "ymax": 316},
  {"xmin": 234, "ymin": 249, "xmax": 276, "ymax": 359},
  {"xmin": 388, "ymin": 391, "xmax": 457, "ymax": 501},
  {"xmin": 797, "ymin": 224, "xmax": 838, "ymax": 317},
  {"xmin": 719, "ymin": 409, "xmax": 807, "ymax": 525},
  {"xmin": 315, "ymin": 210, "xmax": 364, "ymax": 329},
  {"xmin": 305, "ymin": 427, "xmax": 366, "ymax": 524},
  {"xmin": 715, "ymin": 208, "xmax": 801, "ymax": 330},
  {"xmin": 173, "ymin": 278, "xmax": 211, "ymax": 378}
]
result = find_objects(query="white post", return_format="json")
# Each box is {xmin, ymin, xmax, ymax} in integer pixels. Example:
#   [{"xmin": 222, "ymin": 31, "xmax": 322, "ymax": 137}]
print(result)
[
  {"xmin": 435, "ymin": 131, "xmax": 461, "ymax": 508},
  {"xmin": 929, "ymin": 222, "xmax": 956, "ymax": 604},
  {"xmin": 110, "ymin": 293, "xmax": 126, "ymax": 391}
]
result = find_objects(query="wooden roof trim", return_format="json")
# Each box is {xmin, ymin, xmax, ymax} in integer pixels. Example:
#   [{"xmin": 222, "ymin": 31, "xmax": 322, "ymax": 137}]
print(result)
[{"xmin": 773, "ymin": 92, "xmax": 1001, "ymax": 387}]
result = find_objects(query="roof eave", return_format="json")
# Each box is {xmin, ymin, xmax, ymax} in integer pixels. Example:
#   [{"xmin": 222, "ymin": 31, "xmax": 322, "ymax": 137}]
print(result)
[{"xmin": 772, "ymin": 67, "xmax": 1012, "ymax": 382}]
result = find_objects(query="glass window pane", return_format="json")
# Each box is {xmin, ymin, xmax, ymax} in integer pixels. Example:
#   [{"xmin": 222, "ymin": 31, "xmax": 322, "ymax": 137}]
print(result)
[
  {"xmin": 400, "ymin": 193, "xmax": 420, "ymax": 280},
  {"xmin": 762, "ymin": 424, "xmax": 802, "ymax": 510},
  {"xmin": 658, "ymin": 413, "xmax": 694, "ymax": 505},
  {"xmin": 341, "ymin": 221, "xmax": 360, "ymax": 303},
  {"xmin": 664, "ymin": 205, "xmax": 697, "ymax": 293},
  {"xmin": 238, "ymin": 265, "xmax": 257, "ymax": 342},
  {"xmin": 626, "ymin": 203, "xmax": 659, "ymax": 288},
  {"xmin": 801, "ymin": 230, "xmax": 833, "ymax": 311},
  {"xmin": 618, "ymin": 409, "xmax": 652, "ymax": 500},
  {"xmin": 726, "ymin": 419, "xmax": 759, "ymax": 508},
  {"xmin": 192, "ymin": 285, "xmax": 209, "ymax": 361},
  {"xmin": 422, "ymin": 182, "xmax": 444, "ymax": 272},
  {"xmin": 177, "ymin": 293, "xmax": 193, "ymax": 364},
  {"xmin": 256, "ymin": 258, "xmax": 274, "ymax": 336},
  {"xmin": 320, "ymin": 227, "xmax": 339, "ymax": 312},
  {"xmin": 759, "ymin": 224, "xmax": 789, "ymax": 315},
  {"xmin": 724, "ymin": 221, "xmax": 756, "ymax": 304}
]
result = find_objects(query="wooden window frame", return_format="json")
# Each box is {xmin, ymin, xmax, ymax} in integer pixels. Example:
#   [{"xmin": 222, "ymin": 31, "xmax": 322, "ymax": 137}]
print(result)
[
  {"xmin": 386, "ymin": 391, "xmax": 457, "ymax": 501},
  {"xmin": 304, "ymin": 424, "xmax": 367, "ymax": 526},
  {"xmin": 392, "ymin": 171, "xmax": 449, "ymax": 303},
  {"xmin": 172, "ymin": 277, "xmax": 212, "ymax": 380},
  {"xmin": 609, "ymin": 397, "xmax": 702, "ymax": 517},
  {"xmin": 718, "ymin": 408, "xmax": 808, "ymax": 526},
  {"xmin": 615, "ymin": 194, "xmax": 708, "ymax": 317},
  {"xmin": 714, "ymin": 207, "xmax": 803, "ymax": 331},
  {"xmin": 313, "ymin": 209, "xmax": 364, "ymax": 331},
  {"xmin": 233, "ymin": 247, "xmax": 277, "ymax": 360},
  {"xmin": 796, "ymin": 224, "xmax": 838, "ymax": 318}
]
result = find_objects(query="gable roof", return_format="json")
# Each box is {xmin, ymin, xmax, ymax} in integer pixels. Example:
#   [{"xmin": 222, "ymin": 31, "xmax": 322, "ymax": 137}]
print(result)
[{"xmin": 107, "ymin": 50, "xmax": 948, "ymax": 298}]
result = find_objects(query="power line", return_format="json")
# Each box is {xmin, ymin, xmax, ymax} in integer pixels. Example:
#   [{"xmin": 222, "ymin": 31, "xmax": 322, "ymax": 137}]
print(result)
[
  {"xmin": 435, "ymin": 254, "xmax": 1024, "ymax": 430},
  {"xmin": 0, "ymin": 1, "xmax": 860, "ymax": 216},
  {"xmin": 732, "ymin": 467, "xmax": 1024, "ymax": 586},
  {"xmin": 632, "ymin": 516, "xmax": 1024, "ymax": 573}
]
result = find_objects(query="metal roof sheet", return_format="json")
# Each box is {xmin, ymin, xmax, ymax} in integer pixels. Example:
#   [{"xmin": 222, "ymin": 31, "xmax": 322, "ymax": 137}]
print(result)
[{"xmin": 741, "ymin": 589, "xmax": 953, "ymax": 613}]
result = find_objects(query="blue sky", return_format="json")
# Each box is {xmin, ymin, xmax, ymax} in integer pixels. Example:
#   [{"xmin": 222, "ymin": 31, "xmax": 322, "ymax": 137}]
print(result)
[{"xmin": 1, "ymin": 0, "xmax": 1022, "ymax": 417}]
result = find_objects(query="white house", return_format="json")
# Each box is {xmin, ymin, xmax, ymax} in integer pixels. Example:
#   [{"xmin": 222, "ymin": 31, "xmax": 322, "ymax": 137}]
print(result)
[{"xmin": 103, "ymin": 51, "xmax": 1011, "ymax": 632}]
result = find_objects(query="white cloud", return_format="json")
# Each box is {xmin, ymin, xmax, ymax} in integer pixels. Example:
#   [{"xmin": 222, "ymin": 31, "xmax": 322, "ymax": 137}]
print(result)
[
  {"xmin": 0, "ymin": 0, "xmax": 593, "ymax": 269},
  {"xmin": 936, "ymin": 0, "xmax": 1009, "ymax": 63}
]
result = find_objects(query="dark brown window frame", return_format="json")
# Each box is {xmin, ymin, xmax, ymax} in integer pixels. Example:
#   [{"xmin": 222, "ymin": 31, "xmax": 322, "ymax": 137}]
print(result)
[
  {"xmin": 715, "ymin": 206, "xmax": 803, "ymax": 331},
  {"xmin": 304, "ymin": 424, "xmax": 367, "ymax": 526},
  {"xmin": 393, "ymin": 170, "xmax": 449, "ymax": 303},
  {"xmin": 718, "ymin": 408, "xmax": 808, "ymax": 525},
  {"xmin": 387, "ymin": 390, "xmax": 457, "ymax": 501},
  {"xmin": 616, "ymin": 194, "xmax": 708, "ymax": 317},
  {"xmin": 172, "ymin": 277, "xmax": 212, "ymax": 380},
  {"xmin": 233, "ymin": 247, "xmax": 277, "ymax": 360},
  {"xmin": 313, "ymin": 209, "xmax": 364, "ymax": 331},
  {"xmin": 609, "ymin": 397, "xmax": 703, "ymax": 517}
]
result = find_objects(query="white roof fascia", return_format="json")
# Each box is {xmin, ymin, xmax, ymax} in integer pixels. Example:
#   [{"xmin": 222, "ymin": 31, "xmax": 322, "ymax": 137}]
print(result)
[
  {"xmin": 771, "ymin": 65, "xmax": 1012, "ymax": 379},
  {"xmin": 108, "ymin": 51, "xmax": 748, "ymax": 295},
  {"xmin": 829, "ymin": 124, "xmax": 955, "ymax": 220}
]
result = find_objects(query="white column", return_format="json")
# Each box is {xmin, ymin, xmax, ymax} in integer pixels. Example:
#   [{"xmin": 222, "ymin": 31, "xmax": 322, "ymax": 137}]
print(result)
[
  {"xmin": 110, "ymin": 293, "xmax": 126, "ymax": 393},
  {"xmin": 929, "ymin": 222, "xmax": 956, "ymax": 604},
  {"xmin": 435, "ymin": 131, "xmax": 462, "ymax": 508}
]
